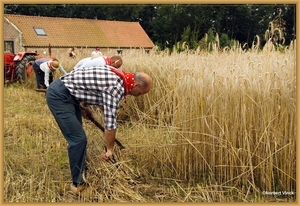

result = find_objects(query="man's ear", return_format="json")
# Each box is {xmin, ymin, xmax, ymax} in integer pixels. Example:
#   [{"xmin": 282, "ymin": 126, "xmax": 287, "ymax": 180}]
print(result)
[{"xmin": 133, "ymin": 81, "xmax": 139, "ymax": 87}]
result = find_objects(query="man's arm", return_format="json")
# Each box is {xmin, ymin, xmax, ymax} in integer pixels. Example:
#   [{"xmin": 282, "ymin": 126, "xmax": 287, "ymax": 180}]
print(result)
[
  {"xmin": 59, "ymin": 65, "xmax": 68, "ymax": 75},
  {"xmin": 105, "ymin": 129, "xmax": 116, "ymax": 152},
  {"xmin": 101, "ymin": 87, "xmax": 123, "ymax": 160},
  {"xmin": 101, "ymin": 129, "xmax": 116, "ymax": 160}
]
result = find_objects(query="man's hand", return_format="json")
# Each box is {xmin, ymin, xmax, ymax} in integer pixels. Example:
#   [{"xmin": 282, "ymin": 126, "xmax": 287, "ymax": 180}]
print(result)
[{"xmin": 101, "ymin": 150, "xmax": 113, "ymax": 161}]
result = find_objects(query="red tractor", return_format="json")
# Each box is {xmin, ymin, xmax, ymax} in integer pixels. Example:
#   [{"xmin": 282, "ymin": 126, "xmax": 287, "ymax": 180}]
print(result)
[
  {"xmin": 4, "ymin": 51, "xmax": 56, "ymax": 85},
  {"xmin": 4, "ymin": 51, "xmax": 37, "ymax": 85}
]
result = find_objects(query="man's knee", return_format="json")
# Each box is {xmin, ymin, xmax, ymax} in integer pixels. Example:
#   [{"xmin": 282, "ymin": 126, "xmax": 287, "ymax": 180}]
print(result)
[{"xmin": 69, "ymin": 135, "xmax": 87, "ymax": 148}]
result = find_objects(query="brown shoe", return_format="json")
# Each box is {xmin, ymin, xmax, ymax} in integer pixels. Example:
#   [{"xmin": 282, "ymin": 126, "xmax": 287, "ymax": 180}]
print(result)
[{"xmin": 70, "ymin": 183, "xmax": 93, "ymax": 199}]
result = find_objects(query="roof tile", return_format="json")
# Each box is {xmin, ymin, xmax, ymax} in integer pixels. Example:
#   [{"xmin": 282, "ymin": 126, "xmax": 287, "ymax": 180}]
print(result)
[{"xmin": 4, "ymin": 14, "xmax": 154, "ymax": 48}]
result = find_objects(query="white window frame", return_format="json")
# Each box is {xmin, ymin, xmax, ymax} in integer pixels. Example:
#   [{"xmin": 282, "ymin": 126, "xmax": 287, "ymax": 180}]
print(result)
[{"xmin": 34, "ymin": 27, "xmax": 47, "ymax": 36}]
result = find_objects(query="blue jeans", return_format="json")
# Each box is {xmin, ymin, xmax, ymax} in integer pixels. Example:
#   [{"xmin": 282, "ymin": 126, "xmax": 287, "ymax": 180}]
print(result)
[
  {"xmin": 46, "ymin": 78, "xmax": 86, "ymax": 185},
  {"xmin": 33, "ymin": 62, "xmax": 53, "ymax": 89}
]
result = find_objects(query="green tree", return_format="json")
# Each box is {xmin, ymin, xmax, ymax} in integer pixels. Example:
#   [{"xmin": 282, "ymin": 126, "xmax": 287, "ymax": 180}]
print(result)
[
  {"xmin": 4, "ymin": 4, "xmax": 296, "ymax": 49},
  {"xmin": 137, "ymin": 5, "xmax": 157, "ymax": 38},
  {"xmin": 281, "ymin": 4, "xmax": 296, "ymax": 45}
]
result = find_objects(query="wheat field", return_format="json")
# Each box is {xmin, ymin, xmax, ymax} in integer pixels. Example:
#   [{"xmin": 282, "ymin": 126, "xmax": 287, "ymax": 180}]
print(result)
[{"xmin": 3, "ymin": 41, "xmax": 296, "ymax": 203}]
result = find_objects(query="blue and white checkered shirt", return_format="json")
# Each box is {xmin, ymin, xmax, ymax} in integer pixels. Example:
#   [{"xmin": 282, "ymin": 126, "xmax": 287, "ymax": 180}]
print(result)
[{"xmin": 60, "ymin": 65, "xmax": 125, "ymax": 130}]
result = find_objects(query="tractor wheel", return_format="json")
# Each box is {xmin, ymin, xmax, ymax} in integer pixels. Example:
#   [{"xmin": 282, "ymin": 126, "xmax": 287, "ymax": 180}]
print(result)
[{"xmin": 16, "ymin": 55, "xmax": 36, "ymax": 83}]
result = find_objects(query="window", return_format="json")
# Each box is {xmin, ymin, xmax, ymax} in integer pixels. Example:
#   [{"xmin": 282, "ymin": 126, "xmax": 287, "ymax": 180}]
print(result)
[
  {"xmin": 4, "ymin": 41, "xmax": 14, "ymax": 53},
  {"xmin": 34, "ymin": 27, "xmax": 47, "ymax": 36}
]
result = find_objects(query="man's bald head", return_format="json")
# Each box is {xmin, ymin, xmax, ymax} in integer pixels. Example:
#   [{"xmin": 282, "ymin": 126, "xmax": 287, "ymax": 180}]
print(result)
[
  {"xmin": 111, "ymin": 56, "xmax": 123, "ymax": 68},
  {"xmin": 130, "ymin": 72, "xmax": 152, "ymax": 96}
]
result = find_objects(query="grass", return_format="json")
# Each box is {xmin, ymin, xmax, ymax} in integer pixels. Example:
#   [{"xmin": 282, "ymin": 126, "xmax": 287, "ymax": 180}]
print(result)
[{"xmin": 3, "ymin": 42, "xmax": 296, "ymax": 202}]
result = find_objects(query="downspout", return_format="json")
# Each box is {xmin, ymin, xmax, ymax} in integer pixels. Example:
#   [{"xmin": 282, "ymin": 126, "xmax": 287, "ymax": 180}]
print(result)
[{"xmin": 4, "ymin": 17, "xmax": 24, "ymax": 51}]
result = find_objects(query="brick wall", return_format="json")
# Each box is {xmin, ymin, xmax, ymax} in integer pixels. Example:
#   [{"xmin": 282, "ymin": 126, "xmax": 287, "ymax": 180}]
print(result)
[{"xmin": 4, "ymin": 20, "xmax": 24, "ymax": 53}]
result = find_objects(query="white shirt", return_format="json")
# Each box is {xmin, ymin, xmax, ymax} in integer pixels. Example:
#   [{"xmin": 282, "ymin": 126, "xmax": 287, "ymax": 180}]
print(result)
[
  {"xmin": 40, "ymin": 61, "xmax": 67, "ymax": 87},
  {"xmin": 91, "ymin": 50, "xmax": 103, "ymax": 56},
  {"xmin": 73, "ymin": 57, "xmax": 92, "ymax": 70},
  {"xmin": 81, "ymin": 57, "xmax": 106, "ymax": 68},
  {"xmin": 73, "ymin": 56, "xmax": 108, "ymax": 70}
]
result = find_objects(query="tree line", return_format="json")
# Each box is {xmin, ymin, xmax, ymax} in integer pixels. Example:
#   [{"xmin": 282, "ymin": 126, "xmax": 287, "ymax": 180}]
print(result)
[{"xmin": 4, "ymin": 4, "xmax": 296, "ymax": 51}]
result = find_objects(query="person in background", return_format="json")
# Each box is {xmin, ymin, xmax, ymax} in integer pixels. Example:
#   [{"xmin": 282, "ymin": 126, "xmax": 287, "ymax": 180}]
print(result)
[
  {"xmin": 69, "ymin": 47, "xmax": 76, "ymax": 59},
  {"xmin": 33, "ymin": 59, "xmax": 67, "ymax": 89},
  {"xmin": 32, "ymin": 58, "xmax": 52, "ymax": 89},
  {"xmin": 73, "ymin": 54, "xmax": 123, "ymax": 70},
  {"xmin": 46, "ymin": 65, "xmax": 152, "ymax": 197},
  {"xmin": 91, "ymin": 47, "xmax": 102, "ymax": 57}
]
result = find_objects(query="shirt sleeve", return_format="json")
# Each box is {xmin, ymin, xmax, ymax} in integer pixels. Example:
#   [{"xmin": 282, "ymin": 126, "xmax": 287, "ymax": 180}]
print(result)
[
  {"xmin": 59, "ymin": 65, "xmax": 67, "ymax": 75},
  {"xmin": 102, "ymin": 88, "xmax": 121, "ymax": 130}
]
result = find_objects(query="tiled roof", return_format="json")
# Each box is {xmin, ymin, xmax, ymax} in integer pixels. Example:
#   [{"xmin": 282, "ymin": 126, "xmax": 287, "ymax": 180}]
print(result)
[
  {"xmin": 96, "ymin": 20, "xmax": 154, "ymax": 48},
  {"xmin": 4, "ymin": 14, "xmax": 155, "ymax": 48}
]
